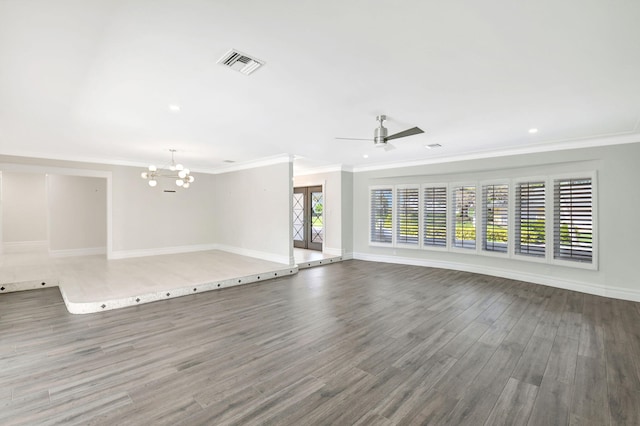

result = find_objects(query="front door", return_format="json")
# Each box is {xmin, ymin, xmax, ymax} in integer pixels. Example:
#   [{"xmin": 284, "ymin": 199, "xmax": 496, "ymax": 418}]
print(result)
[{"xmin": 293, "ymin": 186, "xmax": 323, "ymax": 251}]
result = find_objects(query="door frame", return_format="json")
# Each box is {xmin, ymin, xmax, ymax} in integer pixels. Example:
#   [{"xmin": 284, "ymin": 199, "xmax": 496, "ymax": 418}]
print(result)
[{"xmin": 293, "ymin": 185, "xmax": 323, "ymax": 251}]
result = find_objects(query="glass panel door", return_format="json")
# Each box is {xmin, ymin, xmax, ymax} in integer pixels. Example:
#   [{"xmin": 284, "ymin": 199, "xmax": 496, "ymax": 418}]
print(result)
[
  {"xmin": 293, "ymin": 188, "xmax": 305, "ymax": 249},
  {"xmin": 292, "ymin": 186, "xmax": 323, "ymax": 251}
]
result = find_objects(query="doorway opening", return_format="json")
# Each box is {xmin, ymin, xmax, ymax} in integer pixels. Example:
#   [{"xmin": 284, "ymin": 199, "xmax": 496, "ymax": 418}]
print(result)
[{"xmin": 293, "ymin": 185, "xmax": 323, "ymax": 251}]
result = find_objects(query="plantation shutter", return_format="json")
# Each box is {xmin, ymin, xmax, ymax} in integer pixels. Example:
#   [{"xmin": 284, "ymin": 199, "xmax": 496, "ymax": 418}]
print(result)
[
  {"xmin": 482, "ymin": 184, "xmax": 509, "ymax": 253},
  {"xmin": 554, "ymin": 178, "xmax": 593, "ymax": 263},
  {"xmin": 452, "ymin": 185, "xmax": 476, "ymax": 249},
  {"xmin": 515, "ymin": 182, "xmax": 545, "ymax": 257},
  {"xmin": 423, "ymin": 186, "xmax": 447, "ymax": 247},
  {"xmin": 396, "ymin": 187, "xmax": 419, "ymax": 245},
  {"xmin": 370, "ymin": 188, "xmax": 393, "ymax": 243}
]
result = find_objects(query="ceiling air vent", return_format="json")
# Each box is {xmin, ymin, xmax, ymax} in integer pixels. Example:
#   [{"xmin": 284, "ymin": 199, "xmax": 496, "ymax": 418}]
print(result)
[{"xmin": 217, "ymin": 49, "xmax": 264, "ymax": 75}]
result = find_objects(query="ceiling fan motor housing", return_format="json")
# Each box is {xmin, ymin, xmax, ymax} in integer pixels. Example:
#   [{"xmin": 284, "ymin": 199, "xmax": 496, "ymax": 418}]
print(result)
[{"xmin": 374, "ymin": 115, "xmax": 388, "ymax": 146}]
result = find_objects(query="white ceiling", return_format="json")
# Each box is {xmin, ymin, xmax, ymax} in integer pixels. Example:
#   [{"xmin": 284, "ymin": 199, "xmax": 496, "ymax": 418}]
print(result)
[{"xmin": 1, "ymin": 0, "xmax": 639, "ymax": 173}]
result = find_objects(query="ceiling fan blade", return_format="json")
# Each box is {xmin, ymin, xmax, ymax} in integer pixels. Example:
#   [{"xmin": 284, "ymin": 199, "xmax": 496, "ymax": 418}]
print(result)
[
  {"xmin": 335, "ymin": 137, "xmax": 373, "ymax": 141},
  {"xmin": 384, "ymin": 143, "xmax": 396, "ymax": 152},
  {"xmin": 385, "ymin": 127, "xmax": 424, "ymax": 141}
]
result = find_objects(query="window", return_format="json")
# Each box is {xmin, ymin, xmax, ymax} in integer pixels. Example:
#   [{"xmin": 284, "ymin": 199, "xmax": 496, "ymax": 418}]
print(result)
[
  {"xmin": 423, "ymin": 186, "xmax": 447, "ymax": 247},
  {"xmin": 482, "ymin": 184, "xmax": 508, "ymax": 253},
  {"xmin": 452, "ymin": 185, "xmax": 476, "ymax": 249},
  {"xmin": 515, "ymin": 181, "xmax": 545, "ymax": 257},
  {"xmin": 368, "ymin": 173, "xmax": 596, "ymax": 270},
  {"xmin": 370, "ymin": 188, "xmax": 393, "ymax": 244},
  {"xmin": 554, "ymin": 178, "xmax": 593, "ymax": 263},
  {"xmin": 396, "ymin": 186, "xmax": 419, "ymax": 245}
]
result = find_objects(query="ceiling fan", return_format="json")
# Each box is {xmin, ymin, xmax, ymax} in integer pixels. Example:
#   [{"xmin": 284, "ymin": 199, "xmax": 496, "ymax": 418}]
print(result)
[{"xmin": 335, "ymin": 115, "xmax": 424, "ymax": 151}]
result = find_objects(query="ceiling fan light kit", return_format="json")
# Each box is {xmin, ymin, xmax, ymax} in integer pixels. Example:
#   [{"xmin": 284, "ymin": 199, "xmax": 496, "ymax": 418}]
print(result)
[{"xmin": 140, "ymin": 149, "xmax": 195, "ymax": 189}]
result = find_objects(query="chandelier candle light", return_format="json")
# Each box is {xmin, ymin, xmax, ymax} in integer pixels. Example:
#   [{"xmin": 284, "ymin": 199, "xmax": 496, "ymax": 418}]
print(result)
[{"xmin": 140, "ymin": 149, "xmax": 195, "ymax": 189}]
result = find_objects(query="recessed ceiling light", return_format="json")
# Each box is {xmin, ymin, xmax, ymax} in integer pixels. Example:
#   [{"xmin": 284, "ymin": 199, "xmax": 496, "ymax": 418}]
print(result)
[
  {"xmin": 425, "ymin": 143, "xmax": 442, "ymax": 149},
  {"xmin": 169, "ymin": 104, "xmax": 181, "ymax": 112},
  {"xmin": 363, "ymin": 154, "xmax": 369, "ymax": 159},
  {"xmin": 528, "ymin": 128, "xmax": 538, "ymax": 134}
]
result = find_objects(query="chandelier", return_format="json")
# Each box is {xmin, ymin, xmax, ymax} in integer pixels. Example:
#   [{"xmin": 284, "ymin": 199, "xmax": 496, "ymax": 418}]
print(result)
[{"xmin": 140, "ymin": 149, "xmax": 195, "ymax": 188}]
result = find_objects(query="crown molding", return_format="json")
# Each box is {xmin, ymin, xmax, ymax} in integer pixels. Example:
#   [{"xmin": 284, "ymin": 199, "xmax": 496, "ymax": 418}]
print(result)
[{"xmin": 352, "ymin": 132, "xmax": 640, "ymax": 173}]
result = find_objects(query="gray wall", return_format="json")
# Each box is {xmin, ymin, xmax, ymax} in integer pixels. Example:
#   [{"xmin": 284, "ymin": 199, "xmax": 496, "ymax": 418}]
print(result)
[
  {"xmin": 215, "ymin": 162, "xmax": 292, "ymax": 264},
  {"xmin": 110, "ymin": 165, "xmax": 217, "ymax": 253},
  {"xmin": 352, "ymin": 142, "xmax": 640, "ymax": 298},
  {"xmin": 0, "ymin": 155, "xmax": 292, "ymax": 264},
  {"xmin": 47, "ymin": 174, "xmax": 106, "ymax": 253},
  {"xmin": 1, "ymin": 171, "xmax": 47, "ymax": 244}
]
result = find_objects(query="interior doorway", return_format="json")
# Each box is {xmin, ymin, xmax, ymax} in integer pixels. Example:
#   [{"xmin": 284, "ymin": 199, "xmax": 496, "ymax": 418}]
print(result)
[{"xmin": 293, "ymin": 185, "xmax": 323, "ymax": 251}]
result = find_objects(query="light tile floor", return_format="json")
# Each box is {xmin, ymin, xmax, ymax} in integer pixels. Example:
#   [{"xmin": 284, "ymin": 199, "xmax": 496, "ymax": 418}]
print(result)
[{"xmin": 0, "ymin": 250, "xmax": 294, "ymax": 313}]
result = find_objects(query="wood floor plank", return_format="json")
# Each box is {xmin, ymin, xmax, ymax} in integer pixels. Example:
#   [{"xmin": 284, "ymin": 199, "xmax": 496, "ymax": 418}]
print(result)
[
  {"xmin": 511, "ymin": 336, "xmax": 554, "ymax": 387},
  {"xmin": 571, "ymin": 355, "xmax": 610, "ymax": 424},
  {"xmin": 527, "ymin": 377, "xmax": 571, "ymax": 426},
  {"xmin": 1, "ymin": 260, "xmax": 639, "ymax": 425},
  {"xmin": 483, "ymin": 377, "xmax": 538, "ymax": 426}
]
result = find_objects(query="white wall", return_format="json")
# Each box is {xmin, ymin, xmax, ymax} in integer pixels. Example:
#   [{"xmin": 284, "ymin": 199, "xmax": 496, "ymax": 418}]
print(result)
[
  {"xmin": 353, "ymin": 141, "xmax": 640, "ymax": 301},
  {"xmin": 215, "ymin": 162, "xmax": 293, "ymax": 264},
  {"xmin": 47, "ymin": 174, "xmax": 106, "ymax": 254},
  {"xmin": 1, "ymin": 171, "xmax": 48, "ymax": 248},
  {"xmin": 293, "ymin": 170, "xmax": 354, "ymax": 257},
  {"xmin": 341, "ymin": 171, "xmax": 354, "ymax": 256}
]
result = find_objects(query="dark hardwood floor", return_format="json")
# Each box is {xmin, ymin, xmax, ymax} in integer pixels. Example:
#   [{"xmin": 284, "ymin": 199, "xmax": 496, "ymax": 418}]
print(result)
[{"xmin": 1, "ymin": 260, "xmax": 639, "ymax": 425}]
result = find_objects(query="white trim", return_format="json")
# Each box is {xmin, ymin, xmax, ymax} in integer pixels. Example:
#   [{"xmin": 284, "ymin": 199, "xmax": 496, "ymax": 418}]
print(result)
[
  {"xmin": 109, "ymin": 243, "xmax": 218, "ymax": 260},
  {"xmin": 0, "ymin": 151, "xmax": 290, "ymax": 175},
  {"xmin": 323, "ymin": 246, "xmax": 345, "ymax": 256},
  {"xmin": 294, "ymin": 163, "xmax": 351, "ymax": 176},
  {"xmin": 49, "ymin": 247, "xmax": 106, "ymax": 258},
  {"xmin": 549, "ymin": 171, "xmax": 598, "ymax": 270},
  {"xmin": 215, "ymin": 243, "xmax": 291, "ymax": 266},
  {"xmin": 478, "ymin": 180, "xmax": 510, "ymax": 258},
  {"xmin": 422, "ymin": 183, "xmax": 449, "ymax": 250},
  {"xmin": 449, "ymin": 182, "xmax": 479, "ymax": 254},
  {"xmin": 351, "ymin": 252, "xmax": 640, "ymax": 302},
  {"xmin": 369, "ymin": 185, "xmax": 394, "ymax": 246},
  {"xmin": 2, "ymin": 240, "xmax": 49, "ymax": 253},
  {"xmin": 395, "ymin": 184, "xmax": 421, "ymax": 249},
  {"xmin": 352, "ymin": 132, "xmax": 640, "ymax": 173},
  {"xmin": 211, "ymin": 154, "xmax": 293, "ymax": 174},
  {"xmin": 59, "ymin": 267, "xmax": 298, "ymax": 314}
]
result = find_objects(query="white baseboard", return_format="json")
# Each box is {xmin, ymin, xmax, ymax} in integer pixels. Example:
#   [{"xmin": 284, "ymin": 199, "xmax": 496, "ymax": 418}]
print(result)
[
  {"xmin": 109, "ymin": 243, "xmax": 218, "ymax": 260},
  {"xmin": 109, "ymin": 243, "xmax": 291, "ymax": 265},
  {"xmin": 49, "ymin": 247, "xmax": 106, "ymax": 258},
  {"xmin": 215, "ymin": 244, "xmax": 291, "ymax": 266},
  {"xmin": 3, "ymin": 240, "xmax": 49, "ymax": 253},
  {"xmin": 352, "ymin": 252, "xmax": 640, "ymax": 302},
  {"xmin": 323, "ymin": 246, "xmax": 345, "ymax": 256},
  {"xmin": 342, "ymin": 251, "xmax": 354, "ymax": 260}
]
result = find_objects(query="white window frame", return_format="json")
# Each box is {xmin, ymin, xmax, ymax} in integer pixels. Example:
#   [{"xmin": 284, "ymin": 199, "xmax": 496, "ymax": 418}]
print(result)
[
  {"xmin": 369, "ymin": 185, "xmax": 394, "ymax": 246},
  {"xmin": 549, "ymin": 171, "xmax": 598, "ymax": 270},
  {"xmin": 479, "ymin": 180, "xmax": 510, "ymax": 258},
  {"xmin": 394, "ymin": 184, "xmax": 421, "ymax": 249},
  {"xmin": 512, "ymin": 176, "xmax": 549, "ymax": 264},
  {"xmin": 450, "ymin": 183, "xmax": 479, "ymax": 253},
  {"xmin": 421, "ymin": 183, "xmax": 449, "ymax": 251}
]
